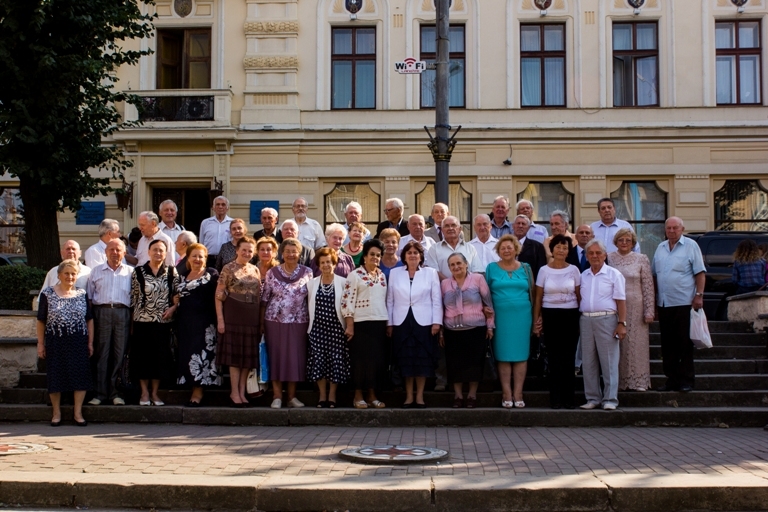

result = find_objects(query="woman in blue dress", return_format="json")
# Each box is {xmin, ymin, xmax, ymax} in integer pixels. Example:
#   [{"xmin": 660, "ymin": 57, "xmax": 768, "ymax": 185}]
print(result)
[{"xmin": 485, "ymin": 234, "xmax": 534, "ymax": 409}]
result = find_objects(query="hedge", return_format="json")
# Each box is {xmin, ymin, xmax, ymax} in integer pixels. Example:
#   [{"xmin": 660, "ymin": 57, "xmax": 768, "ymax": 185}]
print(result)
[{"xmin": 0, "ymin": 265, "xmax": 47, "ymax": 310}]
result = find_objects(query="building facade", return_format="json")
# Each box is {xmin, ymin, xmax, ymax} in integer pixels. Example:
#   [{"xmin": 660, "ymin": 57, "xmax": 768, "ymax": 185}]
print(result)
[{"xmin": 2, "ymin": 0, "xmax": 767, "ymax": 256}]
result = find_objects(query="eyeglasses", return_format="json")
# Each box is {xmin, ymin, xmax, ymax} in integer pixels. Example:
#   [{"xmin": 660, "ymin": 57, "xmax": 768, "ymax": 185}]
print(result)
[
  {"xmin": 293, "ymin": 204, "xmax": 307, "ymax": 210},
  {"xmin": 384, "ymin": 208, "xmax": 398, "ymax": 213}
]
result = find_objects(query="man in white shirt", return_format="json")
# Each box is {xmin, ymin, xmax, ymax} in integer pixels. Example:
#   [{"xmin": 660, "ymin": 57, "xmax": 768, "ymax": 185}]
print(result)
[
  {"xmin": 342, "ymin": 201, "xmax": 371, "ymax": 244},
  {"xmin": 424, "ymin": 203, "xmax": 449, "ymax": 243},
  {"xmin": 398, "ymin": 214, "xmax": 435, "ymax": 253},
  {"xmin": 158, "ymin": 199, "xmax": 185, "ymax": 242},
  {"xmin": 425, "ymin": 216, "xmax": 483, "ymax": 280},
  {"xmin": 41, "ymin": 240, "xmax": 91, "ymax": 292},
  {"xmin": 199, "ymin": 195, "xmax": 233, "ymax": 267},
  {"xmin": 468, "ymin": 214, "xmax": 500, "ymax": 270},
  {"xmin": 135, "ymin": 211, "xmax": 176, "ymax": 267},
  {"xmin": 292, "ymin": 197, "xmax": 326, "ymax": 250},
  {"xmin": 516, "ymin": 199, "xmax": 549, "ymax": 243},
  {"xmin": 84, "ymin": 218, "xmax": 121, "ymax": 268},
  {"xmin": 579, "ymin": 239, "xmax": 627, "ymax": 411},
  {"xmin": 86, "ymin": 239, "xmax": 133, "ymax": 406},
  {"xmin": 590, "ymin": 198, "xmax": 639, "ymax": 253}
]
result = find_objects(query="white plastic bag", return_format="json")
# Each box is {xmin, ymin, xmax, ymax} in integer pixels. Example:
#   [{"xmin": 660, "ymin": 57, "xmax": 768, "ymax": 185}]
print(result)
[
  {"xmin": 690, "ymin": 308, "xmax": 712, "ymax": 349},
  {"xmin": 246, "ymin": 368, "xmax": 260, "ymax": 394}
]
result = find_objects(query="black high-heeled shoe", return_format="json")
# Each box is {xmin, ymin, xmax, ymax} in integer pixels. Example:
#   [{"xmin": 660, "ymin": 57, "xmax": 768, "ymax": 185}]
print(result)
[{"xmin": 74, "ymin": 419, "xmax": 87, "ymax": 427}]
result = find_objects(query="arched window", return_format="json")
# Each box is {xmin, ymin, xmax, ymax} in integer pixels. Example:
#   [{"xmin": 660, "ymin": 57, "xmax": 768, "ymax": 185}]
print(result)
[
  {"xmin": 714, "ymin": 180, "xmax": 768, "ymax": 231},
  {"xmin": 324, "ymin": 183, "xmax": 380, "ymax": 230},
  {"xmin": 415, "ymin": 182, "xmax": 472, "ymax": 240},
  {"xmin": 611, "ymin": 181, "xmax": 667, "ymax": 257},
  {"xmin": 517, "ymin": 182, "xmax": 574, "ymax": 232}
]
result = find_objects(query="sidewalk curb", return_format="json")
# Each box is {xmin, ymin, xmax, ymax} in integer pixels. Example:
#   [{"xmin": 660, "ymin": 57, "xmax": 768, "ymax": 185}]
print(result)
[{"xmin": 1, "ymin": 472, "xmax": 767, "ymax": 511}]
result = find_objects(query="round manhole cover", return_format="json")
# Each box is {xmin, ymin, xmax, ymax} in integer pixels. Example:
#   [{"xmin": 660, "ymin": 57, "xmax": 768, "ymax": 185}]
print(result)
[
  {"xmin": 0, "ymin": 443, "xmax": 50, "ymax": 456},
  {"xmin": 339, "ymin": 445, "xmax": 448, "ymax": 465}
]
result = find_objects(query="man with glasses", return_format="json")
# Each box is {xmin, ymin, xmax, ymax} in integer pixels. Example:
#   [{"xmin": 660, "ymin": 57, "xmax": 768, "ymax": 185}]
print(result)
[
  {"xmin": 376, "ymin": 197, "xmax": 409, "ymax": 238},
  {"xmin": 292, "ymin": 197, "xmax": 326, "ymax": 250}
]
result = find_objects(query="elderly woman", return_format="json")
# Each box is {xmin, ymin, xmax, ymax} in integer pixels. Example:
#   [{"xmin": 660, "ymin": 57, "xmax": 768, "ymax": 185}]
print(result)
[
  {"xmin": 254, "ymin": 236, "xmax": 280, "ymax": 284},
  {"xmin": 532, "ymin": 234, "xmax": 582, "ymax": 408},
  {"xmin": 386, "ymin": 241, "xmax": 442, "ymax": 408},
  {"xmin": 311, "ymin": 223, "xmax": 355, "ymax": 277},
  {"xmin": 342, "ymin": 221, "xmax": 366, "ymax": 266},
  {"xmin": 215, "ymin": 218, "xmax": 248, "ymax": 272},
  {"xmin": 216, "ymin": 236, "xmax": 261, "ymax": 407},
  {"xmin": 176, "ymin": 243, "xmax": 221, "ymax": 407},
  {"xmin": 260, "ymin": 238, "xmax": 314, "ymax": 408},
  {"xmin": 440, "ymin": 253, "xmax": 494, "ymax": 409},
  {"xmin": 37, "ymin": 259, "xmax": 94, "ymax": 426},
  {"xmin": 342, "ymin": 239, "xmax": 388, "ymax": 409},
  {"xmin": 378, "ymin": 228, "xmax": 404, "ymax": 280},
  {"xmin": 307, "ymin": 247, "xmax": 349, "ymax": 408},
  {"xmin": 608, "ymin": 228, "xmax": 654, "ymax": 392},
  {"xmin": 732, "ymin": 239, "xmax": 766, "ymax": 295},
  {"xmin": 279, "ymin": 220, "xmax": 315, "ymax": 267},
  {"xmin": 485, "ymin": 234, "xmax": 534, "ymax": 408},
  {"xmin": 131, "ymin": 239, "xmax": 180, "ymax": 407}
]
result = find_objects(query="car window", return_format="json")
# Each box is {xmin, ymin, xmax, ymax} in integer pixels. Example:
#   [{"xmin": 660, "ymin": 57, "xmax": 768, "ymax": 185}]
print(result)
[
  {"xmin": 9, "ymin": 257, "xmax": 27, "ymax": 265},
  {"xmin": 704, "ymin": 239, "xmax": 742, "ymax": 267}
]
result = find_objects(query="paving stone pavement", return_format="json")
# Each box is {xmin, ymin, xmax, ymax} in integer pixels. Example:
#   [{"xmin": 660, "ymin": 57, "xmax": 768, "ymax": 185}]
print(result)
[{"xmin": 0, "ymin": 423, "xmax": 767, "ymax": 479}]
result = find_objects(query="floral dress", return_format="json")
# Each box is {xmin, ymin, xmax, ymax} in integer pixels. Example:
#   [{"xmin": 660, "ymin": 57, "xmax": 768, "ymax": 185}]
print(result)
[{"xmin": 176, "ymin": 268, "xmax": 222, "ymax": 387}]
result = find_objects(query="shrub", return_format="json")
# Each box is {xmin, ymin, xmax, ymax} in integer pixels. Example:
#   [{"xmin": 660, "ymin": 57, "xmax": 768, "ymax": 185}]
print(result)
[{"xmin": 0, "ymin": 266, "xmax": 47, "ymax": 310}]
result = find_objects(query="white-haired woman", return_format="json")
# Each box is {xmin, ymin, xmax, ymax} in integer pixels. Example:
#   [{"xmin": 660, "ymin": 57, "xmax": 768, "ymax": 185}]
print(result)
[{"xmin": 311, "ymin": 223, "xmax": 355, "ymax": 278}]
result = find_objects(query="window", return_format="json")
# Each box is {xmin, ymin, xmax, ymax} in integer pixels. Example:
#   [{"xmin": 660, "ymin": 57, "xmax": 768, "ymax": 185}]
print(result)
[
  {"xmin": 156, "ymin": 29, "xmax": 211, "ymax": 89},
  {"xmin": 415, "ymin": 183, "xmax": 472, "ymax": 240},
  {"xmin": 420, "ymin": 25, "xmax": 465, "ymax": 108},
  {"xmin": 716, "ymin": 21, "xmax": 761, "ymax": 105},
  {"xmin": 612, "ymin": 22, "xmax": 658, "ymax": 107},
  {"xmin": 0, "ymin": 188, "xmax": 25, "ymax": 254},
  {"xmin": 520, "ymin": 24, "xmax": 566, "ymax": 107},
  {"xmin": 324, "ymin": 183, "xmax": 380, "ymax": 229},
  {"xmin": 331, "ymin": 27, "xmax": 376, "ymax": 109},
  {"xmin": 516, "ymin": 182, "xmax": 574, "ymax": 233},
  {"xmin": 715, "ymin": 180, "xmax": 768, "ymax": 231},
  {"xmin": 610, "ymin": 182, "xmax": 667, "ymax": 259}
]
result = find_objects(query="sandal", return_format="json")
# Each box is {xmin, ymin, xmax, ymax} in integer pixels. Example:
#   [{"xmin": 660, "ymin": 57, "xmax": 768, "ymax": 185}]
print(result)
[
  {"xmin": 502, "ymin": 400, "xmax": 514, "ymax": 409},
  {"xmin": 465, "ymin": 397, "xmax": 477, "ymax": 409},
  {"xmin": 316, "ymin": 401, "xmax": 328, "ymax": 409},
  {"xmin": 368, "ymin": 400, "xmax": 386, "ymax": 409},
  {"xmin": 452, "ymin": 397, "xmax": 464, "ymax": 409},
  {"xmin": 328, "ymin": 401, "xmax": 336, "ymax": 409},
  {"xmin": 353, "ymin": 400, "xmax": 368, "ymax": 409},
  {"xmin": 514, "ymin": 401, "xmax": 526, "ymax": 409}
]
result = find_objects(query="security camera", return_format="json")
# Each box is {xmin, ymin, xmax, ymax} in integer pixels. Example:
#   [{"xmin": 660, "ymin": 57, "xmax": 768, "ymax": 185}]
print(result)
[{"xmin": 503, "ymin": 159, "xmax": 512, "ymax": 166}]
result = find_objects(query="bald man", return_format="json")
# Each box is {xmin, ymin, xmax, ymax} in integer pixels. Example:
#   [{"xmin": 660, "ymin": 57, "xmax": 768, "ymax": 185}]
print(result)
[{"xmin": 40, "ymin": 240, "xmax": 92, "ymax": 293}]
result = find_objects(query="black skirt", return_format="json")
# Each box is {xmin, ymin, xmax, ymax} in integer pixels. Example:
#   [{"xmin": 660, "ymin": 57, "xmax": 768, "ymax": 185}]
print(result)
[
  {"xmin": 348, "ymin": 320, "xmax": 387, "ymax": 390},
  {"xmin": 131, "ymin": 321, "xmax": 173, "ymax": 381},
  {"xmin": 391, "ymin": 308, "xmax": 439, "ymax": 378},
  {"xmin": 444, "ymin": 326, "xmax": 487, "ymax": 383}
]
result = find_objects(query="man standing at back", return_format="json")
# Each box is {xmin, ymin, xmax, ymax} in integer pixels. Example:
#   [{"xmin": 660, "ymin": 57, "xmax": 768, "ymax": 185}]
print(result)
[
  {"xmin": 376, "ymin": 197, "xmax": 409, "ymax": 238},
  {"xmin": 568, "ymin": 224, "xmax": 594, "ymax": 272},
  {"xmin": 158, "ymin": 199, "xmax": 185, "ymax": 242},
  {"xmin": 591, "ymin": 198, "xmax": 639, "ymax": 253},
  {"xmin": 425, "ymin": 216, "xmax": 483, "ymax": 280},
  {"xmin": 489, "ymin": 196, "xmax": 513, "ymax": 238},
  {"xmin": 342, "ymin": 201, "xmax": 371, "ymax": 243},
  {"xmin": 425, "ymin": 203, "xmax": 449, "ymax": 242},
  {"xmin": 84, "ymin": 219, "xmax": 121, "ymax": 269},
  {"xmin": 516, "ymin": 199, "xmax": 548, "ymax": 243},
  {"xmin": 292, "ymin": 197, "xmax": 326, "ymax": 250},
  {"xmin": 513, "ymin": 215, "xmax": 547, "ymax": 279},
  {"xmin": 41, "ymin": 240, "xmax": 91, "ymax": 291},
  {"xmin": 199, "ymin": 195, "xmax": 233, "ymax": 267},
  {"xmin": 469, "ymin": 214, "xmax": 500, "ymax": 269},
  {"xmin": 254, "ymin": 207, "xmax": 282, "ymax": 242},
  {"xmin": 135, "ymin": 211, "xmax": 176, "ymax": 267},
  {"xmin": 652, "ymin": 216, "xmax": 706, "ymax": 393},
  {"xmin": 399, "ymin": 214, "xmax": 435, "ymax": 253}
]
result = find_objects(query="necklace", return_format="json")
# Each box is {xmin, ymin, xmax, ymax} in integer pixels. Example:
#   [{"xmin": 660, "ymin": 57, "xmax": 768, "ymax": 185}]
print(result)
[{"xmin": 319, "ymin": 281, "xmax": 334, "ymax": 295}]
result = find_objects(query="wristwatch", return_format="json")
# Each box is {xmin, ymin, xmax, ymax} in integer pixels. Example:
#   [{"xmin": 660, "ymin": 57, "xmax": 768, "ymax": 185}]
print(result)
[
  {"xmin": 695, "ymin": 292, "xmax": 704, "ymax": 296},
  {"xmin": 618, "ymin": 321, "xmax": 627, "ymax": 327}
]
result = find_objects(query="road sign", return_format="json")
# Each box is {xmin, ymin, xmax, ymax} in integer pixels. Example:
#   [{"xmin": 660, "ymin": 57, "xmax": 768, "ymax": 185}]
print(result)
[{"xmin": 395, "ymin": 58, "xmax": 427, "ymax": 74}]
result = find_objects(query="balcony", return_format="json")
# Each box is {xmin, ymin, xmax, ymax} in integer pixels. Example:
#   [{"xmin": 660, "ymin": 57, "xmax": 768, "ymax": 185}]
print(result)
[{"xmin": 123, "ymin": 89, "xmax": 234, "ymax": 128}]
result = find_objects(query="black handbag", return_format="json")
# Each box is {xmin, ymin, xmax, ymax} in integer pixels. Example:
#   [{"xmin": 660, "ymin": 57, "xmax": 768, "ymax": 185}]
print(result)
[
  {"xmin": 483, "ymin": 340, "xmax": 498, "ymax": 381},
  {"xmin": 115, "ymin": 349, "xmax": 136, "ymax": 393},
  {"xmin": 528, "ymin": 334, "xmax": 549, "ymax": 377}
]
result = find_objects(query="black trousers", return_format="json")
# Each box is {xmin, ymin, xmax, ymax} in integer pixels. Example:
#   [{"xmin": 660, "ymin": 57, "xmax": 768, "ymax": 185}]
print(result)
[
  {"xmin": 542, "ymin": 307, "xmax": 580, "ymax": 407},
  {"xmin": 658, "ymin": 305, "xmax": 695, "ymax": 389}
]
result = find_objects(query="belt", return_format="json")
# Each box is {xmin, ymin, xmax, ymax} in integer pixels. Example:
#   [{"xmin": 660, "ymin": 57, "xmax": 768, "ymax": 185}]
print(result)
[
  {"xmin": 94, "ymin": 303, "xmax": 129, "ymax": 309},
  {"xmin": 228, "ymin": 291, "xmax": 259, "ymax": 304},
  {"xmin": 582, "ymin": 310, "xmax": 615, "ymax": 317}
]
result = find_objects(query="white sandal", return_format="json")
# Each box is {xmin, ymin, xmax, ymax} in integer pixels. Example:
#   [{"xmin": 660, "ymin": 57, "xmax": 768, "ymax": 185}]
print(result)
[
  {"xmin": 514, "ymin": 401, "xmax": 525, "ymax": 408},
  {"xmin": 502, "ymin": 400, "xmax": 514, "ymax": 409}
]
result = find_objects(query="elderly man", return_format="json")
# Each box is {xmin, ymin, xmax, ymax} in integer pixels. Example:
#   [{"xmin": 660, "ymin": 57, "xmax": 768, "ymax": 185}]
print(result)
[
  {"xmin": 254, "ymin": 207, "xmax": 282, "ymax": 243},
  {"xmin": 342, "ymin": 201, "xmax": 371, "ymax": 244},
  {"xmin": 278, "ymin": 219, "xmax": 315, "ymax": 267},
  {"xmin": 199, "ymin": 195, "xmax": 233, "ymax": 266},
  {"xmin": 86, "ymin": 239, "xmax": 133, "ymax": 406},
  {"xmin": 291, "ymin": 197, "xmax": 326, "ymax": 250},
  {"xmin": 579, "ymin": 239, "xmax": 627, "ymax": 411},
  {"xmin": 516, "ymin": 199, "xmax": 548, "ymax": 243},
  {"xmin": 652, "ymin": 216, "xmax": 706, "ymax": 393},
  {"xmin": 158, "ymin": 199, "xmax": 185, "ymax": 242},
  {"xmin": 135, "ymin": 211, "xmax": 176, "ymax": 267},
  {"xmin": 425, "ymin": 216, "xmax": 483, "ymax": 280},
  {"xmin": 567, "ymin": 224, "xmax": 594, "ymax": 272},
  {"xmin": 84, "ymin": 219, "xmax": 121, "ymax": 268},
  {"xmin": 41, "ymin": 240, "xmax": 92, "ymax": 292},
  {"xmin": 425, "ymin": 203, "xmax": 449, "ymax": 242},
  {"xmin": 376, "ymin": 197, "xmax": 409, "ymax": 238},
  {"xmin": 469, "ymin": 214, "xmax": 500, "ymax": 269},
  {"xmin": 174, "ymin": 231, "xmax": 198, "ymax": 275},
  {"xmin": 591, "ymin": 198, "xmax": 639, "ymax": 253},
  {"xmin": 399, "ymin": 214, "xmax": 435, "ymax": 253},
  {"xmin": 489, "ymin": 196, "xmax": 513, "ymax": 238},
  {"xmin": 543, "ymin": 210, "xmax": 578, "ymax": 262},
  {"xmin": 513, "ymin": 215, "xmax": 547, "ymax": 280}
]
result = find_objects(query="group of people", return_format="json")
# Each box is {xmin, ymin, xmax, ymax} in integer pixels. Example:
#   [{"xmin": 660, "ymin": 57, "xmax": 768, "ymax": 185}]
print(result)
[{"xmin": 36, "ymin": 193, "xmax": 708, "ymax": 425}]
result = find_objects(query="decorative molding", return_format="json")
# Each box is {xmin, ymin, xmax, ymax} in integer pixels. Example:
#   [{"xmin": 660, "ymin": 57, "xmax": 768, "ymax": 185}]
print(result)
[
  {"xmin": 251, "ymin": 94, "xmax": 289, "ymax": 105},
  {"xmin": 478, "ymin": 176, "xmax": 511, "ymax": 180},
  {"xmin": 300, "ymin": 177, "xmax": 318, "ymax": 182},
  {"xmin": 581, "ymin": 175, "xmax": 606, "ymax": 180},
  {"xmin": 675, "ymin": 175, "xmax": 709, "ymax": 179},
  {"xmin": 393, "ymin": 13, "xmax": 404, "ymax": 27},
  {"xmin": 244, "ymin": 20, "xmax": 299, "ymax": 35},
  {"xmin": 386, "ymin": 176, "xmax": 409, "ymax": 181},
  {"xmin": 243, "ymin": 55, "xmax": 298, "ymax": 69}
]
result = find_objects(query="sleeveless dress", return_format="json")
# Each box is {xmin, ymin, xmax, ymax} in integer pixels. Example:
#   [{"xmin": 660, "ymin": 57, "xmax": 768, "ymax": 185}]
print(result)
[{"xmin": 485, "ymin": 262, "xmax": 532, "ymax": 363}]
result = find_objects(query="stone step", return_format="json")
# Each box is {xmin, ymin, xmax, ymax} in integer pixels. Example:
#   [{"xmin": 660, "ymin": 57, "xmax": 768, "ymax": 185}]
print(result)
[
  {"xmin": 649, "ymin": 331, "xmax": 767, "ymax": 346},
  {"xmin": 649, "ymin": 345, "xmax": 766, "ymax": 359},
  {"xmin": 649, "ymin": 321, "xmax": 754, "ymax": 333},
  {"xmin": 649, "ymin": 359, "xmax": 768, "ymax": 374},
  {"xmin": 1, "ymin": 403, "xmax": 766, "ymax": 428}
]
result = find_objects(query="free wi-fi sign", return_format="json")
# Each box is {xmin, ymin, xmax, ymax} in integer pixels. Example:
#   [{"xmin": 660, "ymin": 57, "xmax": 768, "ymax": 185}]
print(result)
[{"xmin": 395, "ymin": 57, "xmax": 429, "ymax": 74}]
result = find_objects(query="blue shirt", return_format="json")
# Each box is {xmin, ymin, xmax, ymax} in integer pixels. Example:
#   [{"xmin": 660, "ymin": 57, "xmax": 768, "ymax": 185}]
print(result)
[
  {"xmin": 490, "ymin": 219, "xmax": 512, "ymax": 239},
  {"xmin": 651, "ymin": 236, "xmax": 706, "ymax": 307},
  {"xmin": 527, "ymin": 223, "xmax": 549, "ymax": 244},
  {"xmin": 591, "ymin": 218, "xmax": 640, "ymax": 253}
]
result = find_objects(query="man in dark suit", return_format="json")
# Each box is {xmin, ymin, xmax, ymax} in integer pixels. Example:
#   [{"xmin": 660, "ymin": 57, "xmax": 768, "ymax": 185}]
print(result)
[
  {"xmin": 253, "ymin": 206, "xmax": 282, "ymax": 243},
  {"xmin": 375, "ymin": 197, "xmax": 409, "ymax": 238},
  {"xmin": 174, "ymin": 230, "xmax": 198, "ymax": 276},
  {"xmin": 513, "ymin": 214, "xmax": 546, "ymax": 279},
  {"xmin": 424, "ymin": 202, "xmax": 448, "ymax": 242},
  {"xmin": 567, "ymin": 224, "xmax": 594, "ymax": 272}
]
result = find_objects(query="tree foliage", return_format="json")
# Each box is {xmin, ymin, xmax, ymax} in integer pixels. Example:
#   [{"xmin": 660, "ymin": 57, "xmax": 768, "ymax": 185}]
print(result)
[{"xmin": 0, "ymin": 0, "xmax": 154, "ymax": 268}]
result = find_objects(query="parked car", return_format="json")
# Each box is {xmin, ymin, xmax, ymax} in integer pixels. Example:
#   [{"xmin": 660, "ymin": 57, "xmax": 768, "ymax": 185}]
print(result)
[
  {"xmin": 0, "ymin": 254, "xmax": 27, "ymax": 266},
  {"xmin": 686, "ymin": 231, "xmax": 768, "ymax": 320}
]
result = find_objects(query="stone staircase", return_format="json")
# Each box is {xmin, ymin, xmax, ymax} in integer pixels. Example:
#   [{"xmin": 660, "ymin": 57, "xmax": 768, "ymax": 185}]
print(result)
[{"xmin": 1, "ymin": 319, "xmax": 767, "ymax": 427}]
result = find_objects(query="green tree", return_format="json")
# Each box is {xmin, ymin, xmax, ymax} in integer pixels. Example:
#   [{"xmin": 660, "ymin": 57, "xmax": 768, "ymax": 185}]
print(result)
[{"xmin": 0, "ymin": 0, "xmax": 154, "ymax": 268}]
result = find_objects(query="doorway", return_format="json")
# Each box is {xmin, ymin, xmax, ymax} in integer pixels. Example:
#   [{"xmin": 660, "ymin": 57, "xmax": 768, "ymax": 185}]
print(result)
[{"xmin": 152, "ymin": 187, "xmax": 211, "ymax": 236}]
